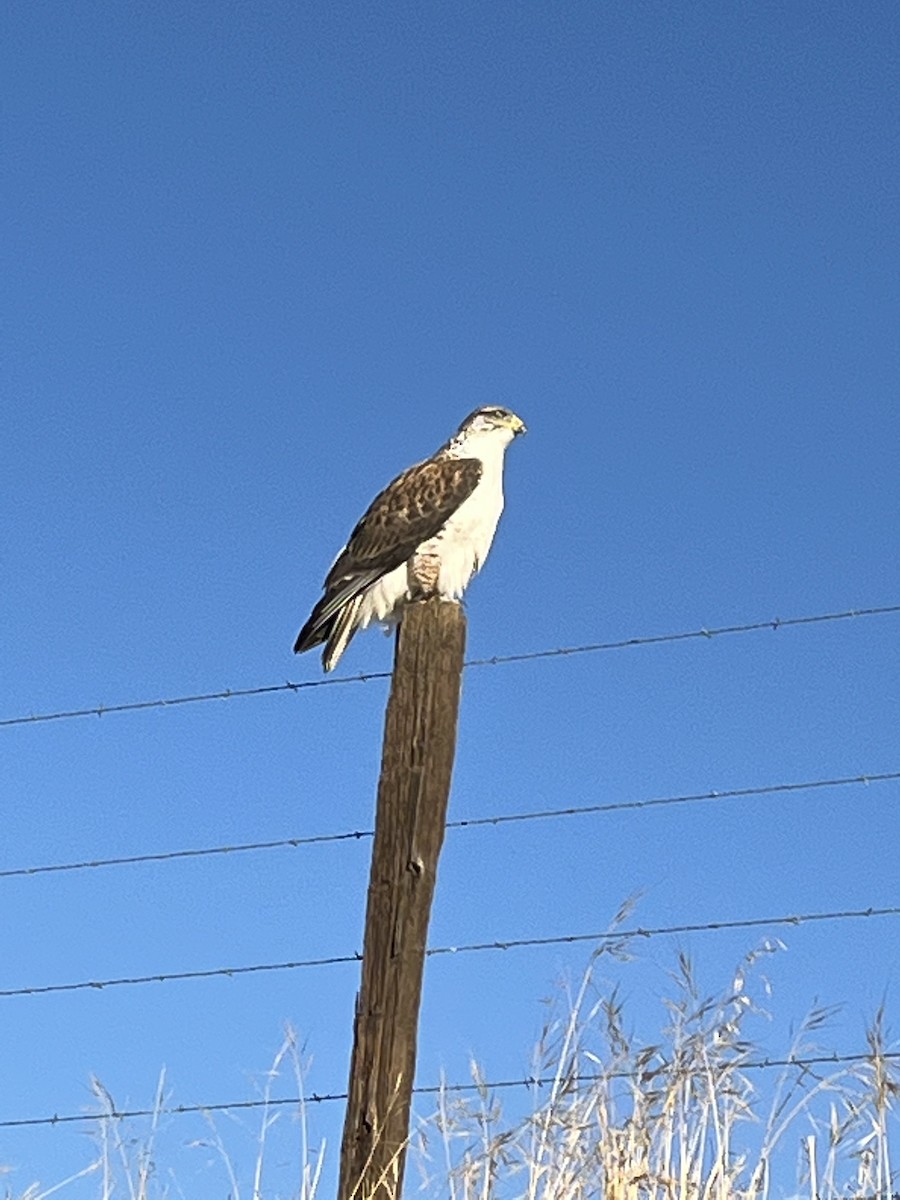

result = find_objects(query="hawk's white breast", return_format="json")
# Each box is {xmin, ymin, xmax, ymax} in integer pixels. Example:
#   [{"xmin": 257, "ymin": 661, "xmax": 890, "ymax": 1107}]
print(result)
[{"xmin": 355, "ymin": 436, "xmax": 507, "ymax": 633}]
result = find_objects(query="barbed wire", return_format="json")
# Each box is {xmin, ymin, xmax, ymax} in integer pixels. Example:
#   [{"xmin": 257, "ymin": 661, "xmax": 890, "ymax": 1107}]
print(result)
[
  {"xmin": 448, "ymin": 770, "xmax": 900, "ymax": 831},
  {"xmin": 425, "ymin": 906, "xmax": 900, "ymax": 958},
  {"xmin": 2, "ymin": 905, "xmax": 896, "ymax": 1000},
  {"xmin": 462, "ymin": 604, "xmax": 900, "ymax": 668},
  {"xmin": 0, "ymin": 951, "xmax": 362, "ymax": 998},
  {"xmin": 0, "ymin": 826, "xmax": 371, "ymax": 880},
  {"xmin": 2, "ymin": 603, "xmax": 897, "ymax": 731},
  {"xmin": 2, "ymin": 769, "xmax": 897, "ymax": 883},
  {"xmin": 2, "ymin": 1049, "xmax": 897, "ymax": 1130}
]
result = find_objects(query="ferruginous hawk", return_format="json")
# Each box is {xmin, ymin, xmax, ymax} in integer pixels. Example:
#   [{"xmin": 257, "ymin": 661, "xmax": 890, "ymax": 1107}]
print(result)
[{"xmin": 293, "ymin": 406, "xmax": 526, "ymax": 671}]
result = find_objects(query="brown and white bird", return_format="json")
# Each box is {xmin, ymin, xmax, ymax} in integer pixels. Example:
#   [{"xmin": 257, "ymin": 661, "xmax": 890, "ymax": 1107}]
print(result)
[{"xmin": 293, "ymin": 406, "xmax": 527, "ymax": 671}]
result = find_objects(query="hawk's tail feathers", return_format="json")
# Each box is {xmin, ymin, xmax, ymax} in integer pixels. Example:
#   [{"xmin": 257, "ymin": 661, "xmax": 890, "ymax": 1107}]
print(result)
[
  {"xmin": 293, "ymin": 570, "xmax": 380, "ymax": 663},
  {"xmin": 292, "ymin": 599, "xmax": 330, "ymax": 655},
  {"xmin": 322, "ymin": 595, "xmax": 364, "ymax": 672}
]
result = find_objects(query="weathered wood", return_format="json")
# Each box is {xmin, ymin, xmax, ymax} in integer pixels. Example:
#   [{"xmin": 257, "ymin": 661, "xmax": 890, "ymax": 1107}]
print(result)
[{"xmin": 337, "ymin": 598, "xmax": 467, "ymax": 1200}]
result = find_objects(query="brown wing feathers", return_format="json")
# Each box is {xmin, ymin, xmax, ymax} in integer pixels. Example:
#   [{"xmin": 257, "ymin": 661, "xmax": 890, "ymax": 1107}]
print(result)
[{"xmin": 293, "ymin": 456, "xmax": 482, "ymax": 656}]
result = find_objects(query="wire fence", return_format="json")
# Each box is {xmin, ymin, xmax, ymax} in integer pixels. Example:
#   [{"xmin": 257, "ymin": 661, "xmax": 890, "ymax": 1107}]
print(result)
[
  {"xmin": 2, "ymin": 603, "xmax": 898, "ymax": 730},
  {"xmin": 2, "ymin": 905, "xmax": 897, "ymax": 1000},
  {"xmin": 1, "ymin": 768, "xmax": 896, "ymax": 882},
  {"xmin": 2, "ymin": 601, "xmax": 897, "ymax": 1142},
  {"xmin": 3, "ymin": 1049, "xmax": 898, "ymax": 1130}
]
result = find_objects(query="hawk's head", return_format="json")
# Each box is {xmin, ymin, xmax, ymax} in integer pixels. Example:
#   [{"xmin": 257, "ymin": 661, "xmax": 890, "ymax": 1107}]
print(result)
[{"xmin": 457, "ymin": 406, "xmax": 527, "ymax": 441}]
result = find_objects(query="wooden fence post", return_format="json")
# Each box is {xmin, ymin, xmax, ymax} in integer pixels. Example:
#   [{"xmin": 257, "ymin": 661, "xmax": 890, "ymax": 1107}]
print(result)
[{"xmin": 337, "ymin": 597, "xmax": 467, "ymax": 1200}]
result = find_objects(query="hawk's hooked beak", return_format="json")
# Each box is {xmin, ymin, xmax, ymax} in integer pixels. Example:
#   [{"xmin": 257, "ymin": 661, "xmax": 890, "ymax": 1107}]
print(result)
[{"xmin": 509, "ymin": 414, "xmax": 527, "ymax": 437}]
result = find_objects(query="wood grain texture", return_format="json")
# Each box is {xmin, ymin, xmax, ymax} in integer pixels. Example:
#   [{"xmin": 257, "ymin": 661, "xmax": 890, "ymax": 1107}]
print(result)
[{"xmin": 337, "ymin": 598, "xmax": 467, "ymax": 1200}]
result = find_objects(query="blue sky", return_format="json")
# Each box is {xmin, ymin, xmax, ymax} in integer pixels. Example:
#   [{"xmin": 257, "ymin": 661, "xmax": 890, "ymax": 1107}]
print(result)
[{"xmin": 2, "ymin": 0, "xmax": 899, "ymax": 1194}]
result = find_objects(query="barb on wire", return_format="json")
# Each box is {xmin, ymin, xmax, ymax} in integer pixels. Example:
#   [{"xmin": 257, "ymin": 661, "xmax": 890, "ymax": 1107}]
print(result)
[
  {"xmin": 1, "ymin": 905, "xmax": 896, "ymax": 1001},
  {"xmin": 2, "ymin": 1050, "xmax": 897, "ymax": 1130},
  {"xmin": 2, "ymin": 603, "xmax": 898, "ymax": 730},
  {"xmin": 2, "ymin": 769, "xmax": 898, "ymax": 882}
]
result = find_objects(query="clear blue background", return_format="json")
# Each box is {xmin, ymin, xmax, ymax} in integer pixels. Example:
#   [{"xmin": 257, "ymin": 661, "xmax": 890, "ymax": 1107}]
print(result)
[{"xmin": 2, "ymin": 1, "xmax": 898, "ymax": 1194}]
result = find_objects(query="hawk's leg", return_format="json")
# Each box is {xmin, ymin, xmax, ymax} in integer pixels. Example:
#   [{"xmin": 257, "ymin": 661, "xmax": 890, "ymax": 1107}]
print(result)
[{"xmin": 407, "ymin": 550, "xmax": 441, "ymax": 598}]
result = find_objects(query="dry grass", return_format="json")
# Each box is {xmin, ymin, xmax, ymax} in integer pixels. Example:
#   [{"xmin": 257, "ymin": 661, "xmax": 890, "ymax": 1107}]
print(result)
[
  {"xmin": 1, "ymin": 1026, "xmax": 326, "ymax": 1200},
  {"xmin": 3, "ymin": 944, "xmax": 896, "ymax": 1199},
  {"xmin": 185, "ymin": 1026, "xmax": 325, "ymax": 1200},
  {"xmin": 416, "ymin": 940, "xmax": 898, "ymax": 1200}
]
